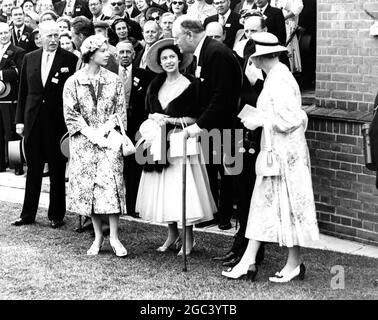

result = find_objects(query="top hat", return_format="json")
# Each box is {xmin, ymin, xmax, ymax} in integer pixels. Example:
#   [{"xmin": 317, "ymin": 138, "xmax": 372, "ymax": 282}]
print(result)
[
  {"xmin": 250, "ymin": 32, "xmax": 287, "ymax": 57},
  {"xmin": 146, "ymin": 38, "xmax": 193, "ymax": 74}
]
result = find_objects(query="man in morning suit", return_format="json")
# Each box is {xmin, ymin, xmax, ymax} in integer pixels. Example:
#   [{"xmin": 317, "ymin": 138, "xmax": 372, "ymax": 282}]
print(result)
[
  {"xmin": 203, "ymin": 0, "xmax": 243, "ymax": 49},
  {"xmin": 10, "ymin": 7, "xmax": 36, "ymax": 53},
  {"xmin": 0, "ymin": 22, "xmax": 25, "ymax": 174},
  {"xmin": 12, "ymin": 20, "xmax": 78, "ymax": 228},
  {"xmin": 172, "ymin": 16, "xmax": 242, "ymax": 230},
  {"xmin": 116, "ymin": 40, "xmax": 150, "ymax": 218}
]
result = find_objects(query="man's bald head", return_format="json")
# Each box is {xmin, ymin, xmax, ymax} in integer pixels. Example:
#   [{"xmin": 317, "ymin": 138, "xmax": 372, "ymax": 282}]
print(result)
[{"xmin": 205, "ymin": 21, "xmax": 225, "ymax": 43}]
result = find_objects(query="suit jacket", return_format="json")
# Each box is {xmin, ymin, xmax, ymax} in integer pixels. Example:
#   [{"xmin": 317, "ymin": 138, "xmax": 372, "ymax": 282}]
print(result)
[
  {"xmin": 196, "ymin": 36, "xmax": 242, "ymax": 130},
  {"xmin": 126, "ymin": 6, "xmax": 141, "ymax": 19},
  {"xmin": 52, "ymin": 0, "xmax": 92, "ymax": 19},
  {"xmin": 252, "ymin": 3, "xmax": 286, "ymax": 45},
  {"xmin": 0, "ymin": 43, "xmax": 26, "ymax": 102},
  {"xmin": 133, "ymin": 47, "xmax": 157, "ymax": 78},
  {"xmin": 126, "ymin": 66, "xmax": 156, "ymax": 141},
  {"xmin": 203, "ymin": 11, "xmax": 243, "ymax": 49},
  {"xmin": 10, "ymin": 25, "xmax": 36, "ymax": 53},
  {"xmin": 92, "ymin": 13, "xmax": 110, "ymax": 22},
  {"xmin": 15, "ymin": 47, "xmax": 78, "ymax": 146}
]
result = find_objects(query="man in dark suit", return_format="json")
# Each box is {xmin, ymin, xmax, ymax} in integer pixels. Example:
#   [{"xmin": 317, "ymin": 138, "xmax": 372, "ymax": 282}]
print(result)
[
  {"xmin": 172, "ymin": 16, "xmax": 242, "ymax": 230},
  {"xmin": 0, "ymin": 22, "xmax": 26, "ymax": 174},
  {"xmin": 125, "ymin": 0, "xmax": 141, "ymax": 18},
  {"xmin": 116, "ymin": 40, "xmax": 151, "ymax": 218},
  {"xmin": 203, "ymin": 0, "xmax": 243, "ymax": 49},
  {"xmin": 252, "ymin": 0, "xmax": 286, "ymax": 45},
  {"xmin": 89, "ymin": 0, "xmax": 111, "ymax": 22},
  {"xmin": 52, "ymin": 0, "xmax": 93, "ymax": 19},
  {"xmin": 12, "ymin": 20, "xmax": 78, "ymax": 228},
  {"xmin": 10, "ymin": 7, "xmax": 36, "ymax": 53},
  {"xmin": 0, "ymin": 0, "xmax": 13, "ymax": 24}
]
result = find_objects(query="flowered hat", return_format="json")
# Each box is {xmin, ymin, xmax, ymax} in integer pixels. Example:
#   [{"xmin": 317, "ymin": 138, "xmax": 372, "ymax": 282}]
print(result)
[{"xmin": 80, "ymin": 34, "xmax": 108, "ymax": 56}]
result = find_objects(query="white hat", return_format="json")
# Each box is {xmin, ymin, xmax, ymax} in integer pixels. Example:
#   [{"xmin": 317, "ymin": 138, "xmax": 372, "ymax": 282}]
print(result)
[{"xmin": 250, "ymin": 32, "xmax": 287, "ymax": 57}]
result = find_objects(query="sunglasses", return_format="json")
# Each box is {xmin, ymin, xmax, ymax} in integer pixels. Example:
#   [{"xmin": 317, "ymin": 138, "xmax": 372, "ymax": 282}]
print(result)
[
  {"xmin": 149, "ymin": 16, "xmax": 160, "ymax": 21},
  {"xmin": 111, "ymin": 2, "xmax": 124, "ymax": 6},
  {"xmin": 172, "ymin": 1, "xmax": 184, "ymax": 5}
]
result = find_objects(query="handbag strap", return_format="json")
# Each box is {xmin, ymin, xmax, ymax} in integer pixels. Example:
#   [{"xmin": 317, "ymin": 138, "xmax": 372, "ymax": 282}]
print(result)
[{"xmin": 114, "ymin": 113, "xmax": 126, "ymax": 138}]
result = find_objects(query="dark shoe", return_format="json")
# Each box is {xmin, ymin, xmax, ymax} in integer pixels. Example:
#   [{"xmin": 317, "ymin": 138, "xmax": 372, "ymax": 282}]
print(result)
[
  {"xmin": 11, "ymin": 218, "xmax": 35, "ymax": 226},
  {"xmin": 218, "ymin": 222, "xmax": 232, "ymax": 230},
  {"xmin": 0, "ymin": 167, "xmax": 6, "ymax": 172},
  {"xmin": 51, "ymin": 220, "xmax": 65, "ymax": 228},
  {"xmin": 195, "ymin": 218, "xmax": 218, "ymax": 228},
  {"xmin": 131, "ymin": 212, "xmax": 140, "ymax": 218},
  {"xmin": 256, "ymin": 244, "xmax": 265, "ymax": 265},
  {"xmin": 222, "ymin": 256, "xmax": 241, "ymax": 267},
  {"xmin": 212, "ymin": 251, "xmax": 237, "ymax": 262},
  {"xmin": 15, "ymin": 168, "xmax": 24, "ymax": 176}
]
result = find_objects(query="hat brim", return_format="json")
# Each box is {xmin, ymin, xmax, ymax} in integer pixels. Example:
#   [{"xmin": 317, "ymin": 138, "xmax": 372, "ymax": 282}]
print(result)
[
  {"xmin": 145, "ymin": 6, "xmax": 167, "ymax": 20},
  {"xmin": 251, "ymin": 44, "xmax": 288, "ymax": 57},
  {"xmin": 146, "ymin": 38, "xmax": 193, "ymax": 74},
  {"xmin": 0, "ymin": 81, "xmax": 11, "ymax": 99}
]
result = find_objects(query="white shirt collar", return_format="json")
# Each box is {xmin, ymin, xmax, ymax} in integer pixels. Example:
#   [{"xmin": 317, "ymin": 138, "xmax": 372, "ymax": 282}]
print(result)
[
  {"xmin": 1, "ymin": 42, "xmax": 11, "ymax": 52},
  {"xmin": 259, "ymin": 3, "xmax": 269, "ymax": 13},
  {"xmin": 219, "ymin": 9, "xmax": 231, "ymax": 22},
  {"xmin": 42, "ymin": 49, "xmax": 57, "ymax": 60},
  {"xmin": 193, "ymin": 34, "xmax": 206, "ymax": 62},
  {"xmin": 14, "ymin": 25, "xmax": 25, "ymax": 34}
]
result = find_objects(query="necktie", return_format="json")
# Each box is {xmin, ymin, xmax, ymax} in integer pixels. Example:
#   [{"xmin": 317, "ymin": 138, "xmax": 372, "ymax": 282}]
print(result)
[
  {"xmin": 17, "ymin": 29, "xmax": 21, "ymax": 42},
  {"xmin": 122, "ymin": 67, "xmax": 128, "ymax": 81},
  {"xmin": 42, "ymin": 53, "xmax": 50, "ymax": 86},
  {"xmin": 219, "ymin": 14, "xmax": 225, "ymax": 26}
]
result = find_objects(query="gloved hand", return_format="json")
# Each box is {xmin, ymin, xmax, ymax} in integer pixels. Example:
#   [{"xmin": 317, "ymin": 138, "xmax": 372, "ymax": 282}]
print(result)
[
  {"xmin": 97, "ymin": 119, "xmax": 116, "ymax": 137},
  {"xmin": 241, "ymin": 116, "xmax": 264, "ymax": 131},
  {"xmin": 81, "ymin": 127, "xmax": 109, "ymax": 148}
]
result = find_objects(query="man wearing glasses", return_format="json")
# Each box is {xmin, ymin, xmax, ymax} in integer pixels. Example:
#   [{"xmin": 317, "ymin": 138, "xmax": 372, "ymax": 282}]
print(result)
[
  {"xmin": 203, "ymin": 0, "xmax": 243, "ymax": 49},
  {"xmin": 89, "ymin": 0, "xmax": 111, "ymax": 22}
]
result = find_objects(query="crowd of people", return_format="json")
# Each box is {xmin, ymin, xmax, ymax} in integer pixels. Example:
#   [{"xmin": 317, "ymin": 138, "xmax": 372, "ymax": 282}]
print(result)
[{"xmin": 0, "ymin": 0, "xmax": 320, "ymax": 283}]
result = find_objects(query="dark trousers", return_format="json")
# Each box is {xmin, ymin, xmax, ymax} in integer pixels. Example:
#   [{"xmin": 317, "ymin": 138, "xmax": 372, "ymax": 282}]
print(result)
[
  {"xmin": 20, "ymin": 110, "xmax": 66, "ymax": 222},
  {"xmin": 0, "ymin": 102, "xmax": 21, "ymax": 170},
  {"xmin": 124, "ymin": 155, "xmax": 142, "ymax": 215},
  {"xmin": 230, "ymin": 149, "xmax": 257, "ymax": 256}
]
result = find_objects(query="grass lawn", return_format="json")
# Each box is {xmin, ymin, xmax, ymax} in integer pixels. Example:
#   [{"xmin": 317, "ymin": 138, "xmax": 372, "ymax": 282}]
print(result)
[{"xmin": 0, "ymin": 200, "xmax": 377, "ymax": 300}]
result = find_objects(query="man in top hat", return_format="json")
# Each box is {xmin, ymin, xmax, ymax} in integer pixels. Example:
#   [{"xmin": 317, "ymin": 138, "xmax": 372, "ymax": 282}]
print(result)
[
  {"xmin": 0, "ymin": 22, "xmax": 26, "ymax": 174},
  {"xmin": 12, "ymin": 20, "xmax": 78, "ymax": 228},
  {"xmin": 172, "ymin": 16, "xmax": 243, "ymax": 230},
  {"xmin": 52, "ymin": 0, "xmax": 93, "ymax": 19},
  {"xmin": 10, "ymin": 6, "xmax": 35, "ymax": 53},
  {"xmin": 203, "ymin": 0, "xmax": 243, "ymax": 49}
]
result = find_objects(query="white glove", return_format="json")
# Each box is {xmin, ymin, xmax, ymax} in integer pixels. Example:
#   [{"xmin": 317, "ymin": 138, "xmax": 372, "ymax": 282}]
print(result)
[
  {"xmin": 241, "ymin": 116, "xmax": 264, "ymax": 131},
  {"xmin": 97, "ymin": 119, "xmax": 116, "ymax": 137},
  {"xmin": 245, "ymin": 60, "xmax": 263, "ymax": 86},
  {"xmin": 81, "ymin": 127, "xmax": 108, "ymax": 148}
]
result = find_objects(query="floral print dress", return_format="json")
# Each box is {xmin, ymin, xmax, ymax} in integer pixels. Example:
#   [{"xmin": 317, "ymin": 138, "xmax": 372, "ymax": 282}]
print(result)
[
  {"xmin": 245, "ymin": 62, "xmax": 319, "ymax": 247},
  {"xmin": 63, "ymin": 67, "xmax": 127, "ymax": 216}
]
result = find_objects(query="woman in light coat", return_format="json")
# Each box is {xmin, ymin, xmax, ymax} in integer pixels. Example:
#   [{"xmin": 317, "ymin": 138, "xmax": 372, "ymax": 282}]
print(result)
[
  {"xmin": 222, "ymin": 32, "xmax": 319, "ymax": 283},
  {"xmin": 63, "ymin": 35, "xmax": 128, "ymax": 257}
]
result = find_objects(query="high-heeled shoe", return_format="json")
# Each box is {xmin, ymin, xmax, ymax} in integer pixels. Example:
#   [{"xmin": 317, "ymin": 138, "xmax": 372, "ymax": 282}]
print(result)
[
  {"xmin": 156, "ymin": 236, "xmax": 181, "ymax": 252},
  {"xmin": 269, "ymin": 263, "xmax": 306, "ymax": 283},
  {"xmin": 109, "ymin": 239, "xmax": 128, "ymax": 257},
  {"xmin": 221, "ymin": 263, "xmax": 258, "ymax": 281},
  {"xmin": 86, "ymin": 238, "xmax": 104, "ymax": 256},
  {"xmin": 177, "ymin": 241, "xmax": 196, "ymax": 256}
]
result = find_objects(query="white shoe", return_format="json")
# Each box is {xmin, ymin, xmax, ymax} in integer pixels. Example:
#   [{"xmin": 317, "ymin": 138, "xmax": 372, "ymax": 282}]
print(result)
[
  {"xmin": 87, "ymin": 239, "xmax": 104, "ymax": 256},
  {"xmin": 110, "ymin": 239, "xmax": 127, "ymax": 257},
  {"xmin": 269, "ymin": 263, "xmax": 306, "ymax": 283}
]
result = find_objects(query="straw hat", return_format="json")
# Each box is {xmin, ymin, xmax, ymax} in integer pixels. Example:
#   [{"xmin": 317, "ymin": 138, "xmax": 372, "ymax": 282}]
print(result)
[
  {"xmin": 146, "ymin": 38, "xmax": 193, "ymax": 74},
  {"xmin": 250, "ymin": 32, "xmax": 287, "ymax": 58}
]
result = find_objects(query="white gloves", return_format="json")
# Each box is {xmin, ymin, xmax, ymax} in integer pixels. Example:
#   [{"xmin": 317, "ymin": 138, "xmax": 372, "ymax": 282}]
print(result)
[{"xmin": 81, "ymin": 127, "xmax": 108, "ymax": 148}]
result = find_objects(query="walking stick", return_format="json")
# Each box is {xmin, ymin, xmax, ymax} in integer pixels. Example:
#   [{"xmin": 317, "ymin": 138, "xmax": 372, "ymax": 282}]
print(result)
[{"xmin": 182, "ymin": 132, "xmax": 188, "ymax": 272}]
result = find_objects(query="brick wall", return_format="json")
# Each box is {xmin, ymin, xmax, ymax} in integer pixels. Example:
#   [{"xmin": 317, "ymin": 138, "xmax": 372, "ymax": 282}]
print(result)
[{"xmin": 311, "ymin": 0, "xmax": 378, "ymax": 245}]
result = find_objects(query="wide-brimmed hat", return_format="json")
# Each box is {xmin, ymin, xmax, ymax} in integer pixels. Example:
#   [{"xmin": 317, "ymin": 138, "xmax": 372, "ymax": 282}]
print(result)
[
  {"xmin": 94, "ymin": 20, "xmax": 110, "ymax": 30},
  {"xmin": 0, "ymin": 80, "xmax": 11, "ymax": 99},
  {"xmin": 146, "ymin": 38, "xmax": 193, "ymax": 73},
  {"xmin": 145, "ymin": 4, "xmax": 167, "ymax": 21},
  {"xmin": 250, "ymin": 32, "xmax": 287, "ymax": 57}
]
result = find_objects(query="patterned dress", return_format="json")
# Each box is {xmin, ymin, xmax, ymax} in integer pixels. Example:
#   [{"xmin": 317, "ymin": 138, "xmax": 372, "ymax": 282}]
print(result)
[
  {"xmin": 63, "ymin": 67, "xmax": 127, "ymax": 216},
  {"xmin": 245, "ymin": 62, "xmax": 319, "ymax": 247}
]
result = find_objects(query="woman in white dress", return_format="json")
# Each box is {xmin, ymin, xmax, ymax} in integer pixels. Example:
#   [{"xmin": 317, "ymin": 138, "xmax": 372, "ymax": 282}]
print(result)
[
  {"xmin": 270, "ymin": 0, "xmax": 304, "ymax": 73},
  {"xmin": 135, "ymin": 38, "xmax": 216, "ymax": 255},
  {"xmin": 222, "ymin": 32, "xmax": 319, "ymax": 282}
]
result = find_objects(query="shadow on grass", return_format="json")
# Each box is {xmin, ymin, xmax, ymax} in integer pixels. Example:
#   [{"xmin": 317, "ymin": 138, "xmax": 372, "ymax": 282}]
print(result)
[{"xmin": 0, "ymin": 201, "xmax": 377, "ymax": 300}]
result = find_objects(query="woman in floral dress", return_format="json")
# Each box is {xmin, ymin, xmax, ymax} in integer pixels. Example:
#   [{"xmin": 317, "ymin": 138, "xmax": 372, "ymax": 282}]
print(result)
[
  {"xmin": 63, "ymin": 35, "xmax": 128, "ymax": 257},
  {"xmin": 222, "ymin": 32, "xmax": 319, "ymax": 282}
]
